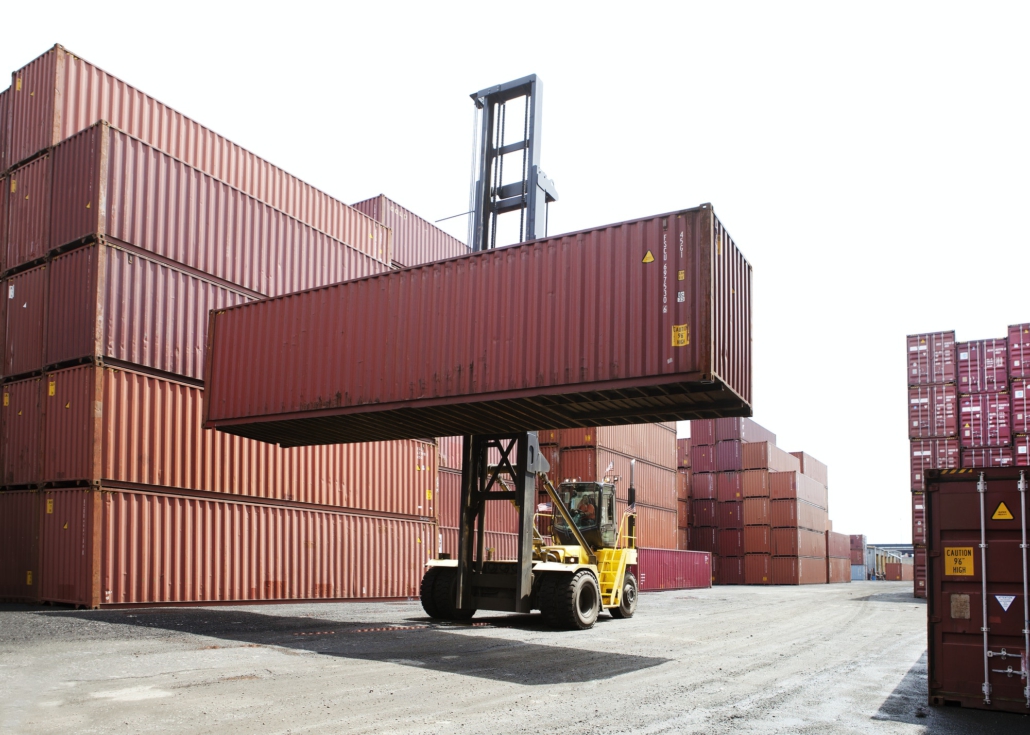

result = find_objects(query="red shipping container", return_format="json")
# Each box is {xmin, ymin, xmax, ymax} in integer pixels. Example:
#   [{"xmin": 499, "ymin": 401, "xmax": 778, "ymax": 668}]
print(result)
[
  {"xmin": 556, "ymin": 423, "xmax": 677, "ymax": 468},
  {"xmin": 743, "ymin": 497, "xmax": 770, "ymax": 526},
  {"xmin": 714, "ymin": 556, "xmax": 744, "ymax": 585},
  {"xmin": 677, "ymin": 499, "xmax": 689, "ymax": 528},
  {"xmin": 770, "ymin": 500, "xmax": 827, "ymax": 531},
  {"xmin": 1, "ymin": 377, "xmax": 43, "ymax": 486},
  {"xmin": 635, "ymin": 548, "xmax": 711, "ymax": 591},
  {"xmin": 714, "ymin": 440, "xmax": 743, "ymax": 471},
  {"xmin": 558, "ymin": 448, "xmax": 677, "ymax": 508},
  {"xmin": 690, "ymin": 500, "xmax": 718, "ymax": 527},
  {"xmin": 717, "ymin": 528, "xmax": 744, "ymax": 557},
  {"xmin": 437, "ymin": 468, "xmax": 518, "ymax": 534},
  {"xmin": 745, "ymin": 554, "xmax": 772, "ymax": 585},
  {"xmin": 677, "ymin": 469, "xmax": 690, "ymax": 501},
  {"xmin": 204, "ymin": 204, "xmax": 754, "ymax": 445},
  {"xmin": 0, "ymin": 88, "xmax": 9, "ymax": 172},
  {"xmin": 352, "ymin": 194, "xmax": 468, "ymax": 268},
  {"xmin": 0, "ymin": 490, "xmax": 40, "ymax": 601},
  {"xmin": 690, "ymin": 419, "xmax": 716, "ymax": 446},
  {"xmin": 677, "ymin": 528, "xmax": 688, "ymax": 550},
  {"xmin": 0, "ymin": 174, "xmax": 8, "ymax": 273},
  {"xmin": 771, "ymin": 556, "xmax": 827, "ymax": 585},
  {"xmin": 744, "ymin": 525, "xmax": 771, "ymax": 554},
  {"xmin": 850, "ymin": 549, "xmax": 864, "ymax": 565},
  {"xmin": 741, "ymin": 469, "xmax": 769, "ymax": 497},
  {"xmin": 690, "ymin": 444, "xmax": 717, "ymax": 473},
  {"xmin": 788, "ymin": 451, "xmax": 829, "ymax": 487},
  {"xmin": 957, "ymin": 338, "xmax": 1008, "ymax": 395},
  {"xmin": 536, "ymin": 429, "xmax": 559, "ymax": 446},
  {"xmin": 713, "ymin": 417, "xmax": 776, "ymax": 444},
  {"xmin": 960, "ymin": 447, "xmax": 1014, "ymax": 468},
  {"xmin": 688, "ymin": 526, "xmax": 717, "ymax": 554},
  {"xmin": 769, "ymin": 471, "xmax": 828, "ymax": 509},
  {"xmin": 677, "ymin": 438, "xmax": 691, "ymax": 468},
  {"xmin": 909, "ymin": 438, "xmax": 960, "ymax": 490},
  {"xmin": 883, "ymin": 563, "xmax": 914, "ymax": 581},
  {"xmin": 690, "ymin": 472, "xmax": 716, "ymax": 500},
  {"xmin": 3, "ymin": 263, "xmax": 47, "ymax": 378},
  {"xmin": 908, "ymin": 384, "xmax": 958, "ymax": 439},
  {"xmin": 1015, "ymin": 436, "xmax": 1030, "ymax": 466},
  {"xmin": 718, "ymin": 501, "xmax": 744, "ymax": 529},
  {"xmin": 5, "ymin": 155, "xmax": 51, "ymax": 272},
  {"xmin": 912, "ymin": 492, "xmax": 925, "ymax": 546},
  {"xmin": 850, "ymin": 534, "xmax": 866, "ymax": 550},
  {"xmin": 913, "ymin": 548, "xmax": 926, "ymax": 598},
  {"xmin": 771, "ymin": 527, "xmax": 827, "ymax": 557},
  {"xmin": 1008, "ymin": 323, "xmax": 1030, "ymax": 380},
  {"xmin": 436, "ymin": 436, "xmax": 464, "ymax": 471},
  {"xmin": 1011, "ymin": 378, "xmax": 1029, "ymax": 434},
  {"xmin": 826, "ymin": 531, "xmax": 850, "ymax": 559},
  {"xmin": 439, "ymin": 527, "xmax": 519, "ymax": 563},
  {"xmin": 907, "ymin": 331, "xmax": 956, "ymax": 386},
  {"xmin": 959, "ymin": 392, "xmax": 1011, "ymax": 448},
  {"xmin": 826, "ymin": 557, "xmax": 850, "ymax": 584},
  {"xmin": 8, "ymin": 46, "xmax": 391, "ymax": 264},
  {"xmin": 618, "ymin": 501, "xmax": 677, "ymax": 549},
  {"xmin": 741, "ymin": 442, "xmax": 800, "ymax": 473},
  {"xmin": 716, "ymin": 472, "xmax": 743, "ymax": 501}
]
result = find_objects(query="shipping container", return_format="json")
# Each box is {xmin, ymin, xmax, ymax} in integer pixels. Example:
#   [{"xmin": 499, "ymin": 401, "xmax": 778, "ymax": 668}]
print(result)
[
  {"xmin": 718, "ymin": 501, "xmax": 744, "ymax": 529},
  {"xmin": 771, "ymin": 527, "xmax": 827, "ymax": 558},
  {"xmin": 352, "ymin": 194, "xmax": 469, "ymax": 268},
  {"xmin": 5, "ymin": 155, "xmax": 50, "ymax": 272},
  {"xmin": 677, "ymin": 527, "xmax": 688, "ymax": 551},
  {"xmin": 713, "ymin": 417, "xmax": 776, "ymax": 445},
  {"xmin": 957, "ymin": 339, "xmax": 1008, "ymax": 395},
  {"xmin": 0, "ymin": 89, "xmax": 9, "ymax": 173},
  {"xmin": 437, "ymin": 436, "xmax": 463, "ymax": 470},
  {"xmin": 714, "ymin": 440, "xmax": 743, "ymax": 472},
  {"xmin": 557, "ymin": 423, "xmax": 676, "ymax": 468},
  {"xmin": 925, "ymin": 468, "xmax": 1029, "ymax": 712},
  {"xmin": 7, "ymin": 45, "xmax": 391, "ymax": 264},
  {"xmin": 912, "ymin": 492, "xmax": 925, "ymax": 546},
  {"xmin": 635, "ymin": 548, "xmax": 711, "ymax": 591},
  {"xmin": 788, "ymin": 451, "xmax": 829, "ymax": 487},
  {"xmin": 914, "ymin": 547, "xmax": 926, "ymax": 598},
  {"xmin": 0, "ymin": 490, "xmax": 40, "ymax": 601},
  {"xmin": 677, "ymin": 499, "xmax": 689, "ymax": 528},
  {"xmin": 687, "ymin": 526, "xmax": 717, "ymax": 554},
  {"xmin": 3, "ymin": 263, "xmax": 47, "ymax": 377},
  {"xmin": 907, "ymin": 332, "xmax": 957, "ymax": 386},
  {"xmin": 438, "ymin": 527, "xmax": 519, "ymax": 563},
  {"xmin": 850, "ymin": 534, "xmax": 867, "ymax": 550},
  {"xmin": 743, "ymin": 497, "xmax": 770, "ymax": 526},
  {"xmin": 436, "ymin": 467, "xmax": 518, "ymax": 533},
  {"xmin": 690, "ymin": 500, "xmax": 717, "ymax": 527},
  {"xmin": 741, "ymin": 442, "xmax": 800, "ymax": 473},
  {"xmin": 1010, "ymin": 379, "xmax": 1029, "ymax": 434},
  {"xmin": 850, "ymin": 549, "xmax": 864, "ymax": 565},
  {"xmin": 716, "ymin": 472, "xmax": 743, "ymax": 502},
  {"xmin": 959, "ymin": 392, "xmax": 1011, "ymax": 448},
  {"xmin": 771, "ymin": 556, "xmax": 828, "ymax": 585},
  {"xmin": 714, "ymin": 555, "xmax": 744, "ymax": 585},
  {"xmin": 619, "ymin": 502, "xmax": 677, "ymax": 549},
  {"xmin": 690, "ymin": 420, "xmax": 716, "ymax": 446},
  {"xmin": 851, "ymin": 564, "xmax": 866, "ymax": 581},
  {"xmin": 959, "ymin": 447, "xmax": 1014, "ymax": 469},
  {"xmin": 745, "ymin": 554, "xmax": 772, "ymax": 585},
  {"xmin": 204, "ymin": 205, "xmax": 753, "ymax": 445},
  {"xmin": 676, "ymin": 469, "xmax": 690, "ymax": 501},
  {"xmin": 769, "ymin": 471, "xmax": 828, "ymax": 509},
  {"xmin": 909, "ymin": 439, "xmax": 960, "ymax": 490},
  {"xmin": 717, "ymin": 528, "xmax": 743, "ymax": 557},
  {"xmin": 691, "ymin": 472, "xmax": 716, "ymax": 500},
  {"xmin": 826, "ymin": 557, "xmax": 851, "ymax": 584},
  {"xmin": 744, "ymin": 525, "xmax": 771, "ymax": 554},
  {"xmin": 1008, "ymin": 323, "xmax": 1030, "ymax": 380},
  {"xmin": 690, "ymin": 444, "xmax": 717, "ymax": 473},
  {"xmin": 909, "ymin": 384, "xmax": 959, "ymax": 439},
  {"xmin": 826, "ymin": 531, "xmax": 850, "ymax": 559},
  {"xmin": 1015, "ymin": 436, "xmax": 1030, "ymax": 466},
  {"xmin": 1, "ymin": 377, "xmax": 43, "ymax": 485},
  {"xmin": 884, "ymin": 563, "xmax": 914, "ymax": 581},
  {"xmin": 677, "ymin": 438, "xmax": 690, "ymax": 469},
  {"xmin": 558, "ymin": 448, "xmax": 677, "ymax": 509},
  {"xmin": 741, "ymin": 469, "xmax": 770, "ymax": 498},
  {"xmin": 770, "ymin": 499, "xmax": 828, "ymax": 531},
  {"xmin": 0, "ymin": 175, "xmax": 8, "ymax": 273}
]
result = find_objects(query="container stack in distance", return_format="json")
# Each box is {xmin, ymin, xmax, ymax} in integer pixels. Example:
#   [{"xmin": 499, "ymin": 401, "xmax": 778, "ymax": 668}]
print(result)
[
  {"xmin": 685, "ymin": 417, "xmax": 844, "ymax": 585},
  {"xmin": 0, "ymin": 44, "xmax": 451, "ymax": 608},
  {"xmin": 850, "ymin": 534, "xmax": 868, "ymax": 580}
]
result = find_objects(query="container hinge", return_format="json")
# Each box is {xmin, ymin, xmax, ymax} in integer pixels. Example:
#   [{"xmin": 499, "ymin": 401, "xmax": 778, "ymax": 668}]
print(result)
[
  {"xmin": 990, "ymin": 667, "xmax": 1027, "ymax": 679},
  {"xmin": 987, "ymin": 648, "xmax": 1020, "ymax": 660}
]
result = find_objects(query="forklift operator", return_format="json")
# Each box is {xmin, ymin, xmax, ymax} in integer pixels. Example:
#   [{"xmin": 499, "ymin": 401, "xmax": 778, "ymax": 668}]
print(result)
[{"xmin": 574, "ymin": 496, "xmax": 597, "ymax": 526}]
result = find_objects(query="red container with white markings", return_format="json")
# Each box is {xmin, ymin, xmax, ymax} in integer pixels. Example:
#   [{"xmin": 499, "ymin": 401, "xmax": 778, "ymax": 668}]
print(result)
[
  {"xmin": 959, "ymin": 392, "xmax": 1011, "ymax": 448},
  {"xmin": 1008, "ymin": 324, "xmax": 1030, "ymax": 380},
  {"xmin": 908, "ymin": 385, "xmax": 959, "ymax": 439},
  {"xmin": 957, "ymin": 339, "xmax": 1008, "ymax": 395},
  {"xmin": 910, "ymin": 439, "xmax": 960, "ymax": 490},
  {"xmin": 907, "ymin": 332, "xmax": 956, "ymax": 386}
]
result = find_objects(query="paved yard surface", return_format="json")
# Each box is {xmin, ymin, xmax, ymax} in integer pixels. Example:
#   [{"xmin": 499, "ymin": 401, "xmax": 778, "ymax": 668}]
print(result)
[{"xmin": 0, "ymin": 581, "xmax": 1026, "ymax": 734}]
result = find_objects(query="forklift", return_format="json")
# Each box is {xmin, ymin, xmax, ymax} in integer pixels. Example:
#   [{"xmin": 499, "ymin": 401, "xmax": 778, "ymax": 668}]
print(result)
[{"xmin": 421, "ymin": 432, "xmax": 639, "ymax": 629}]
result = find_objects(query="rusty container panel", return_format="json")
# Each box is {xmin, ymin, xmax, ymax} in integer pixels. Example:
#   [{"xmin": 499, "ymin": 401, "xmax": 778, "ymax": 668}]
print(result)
[
  {"xmin": 677, "ymin": 438, "xmax": 690, "ymax": 469},
  {"xmin": 742, "ymin": 442, "xmax": 800, "ymax": 473},
  {"xmin": 6, "ymin": 155, "xmax": 51, "ymax": 272},
  {"xmin": 677, "ymin": 469, "xmax": 690, "ymax": 501},
  {"xmin": 438, "ymin": 527, "xmax": 519, "ymax": 562},
  {"xmin": 2, "ymin": 377, "xmax": 43, "ymax": 486},
  {"xmin": 46, "ymin": 243, "xmax": 252, "ymax": 379},
  {"xmin": 770, "ymin": 499, "xmax": 828, "ymax": 531},
  {"xmin": 717, "ymin": 528, "xmax": 743, "ymax": 557},
  {"xmin": 0, "ymin": 175, "xmax": 8, "ymax": 273},
  {"xmin": 745, "ymin": 554, "xmax": 772, "ymax": 585},
  {"xmin": 912, "ymin": 492, "xmax": 926, "ymax": 545},
  {"xmin": 789, "ymin": 451, "xmax": 829, "ymax": 487},
  {"xmin": 826, "ymin": 531, "xmax": 850, "ymax": 559},
  {"xmin": 716, "ymin": 472, "xmax": 742, "ymax": 502},
  {"xmin": 719, "ymin": 501, "xmax": 743, "ymax": 529},
  {"xmin": 9, "ymin": 46, "xmax": 391, "ymax": 264},
  {"xmin": 559, "ymin": 448, "xmax": 677, "ymax": 509},
  {"xmin": 914, "ymin": 548, "xmax": 927, "ymax": 597},
  {"xmin": 771, "ymin": 556, "xmax": 827, "ymax": 585},
  {"xmin": 957, "ymin": 338, "xmax": 1008, "ymax": 395},
  {"xmin": 851, "ymin": 549, "xmax": 864, "ymax": 565},
  {"xmin": 204, "ymin": 205, "xmax": 753, "ymax": 444},
  {"xmin": 618, "ymin": 501, "xmax": 677, "ymax": 549},
  {"xmin": 769, "ymin": 472, "xmax": 828, "ymax": 509},
  {"xmin": 744, "ymin": 525, "xmax": 771, "ymax": 554},
  {"xmin": 635, "ymin": 548, "xmax": 711, "ymax": 591},
  {"xmin": 909, "ymin": 384, "xmax": 959, "ymax": 439},
  {"xmin": 691, "ymin": 472, "xmax": 715, "ymax": 500},
  {"xmin": 677, "ymin": 499, "xmax": 688, "ymax": 528},
  {"xmin": 1010, "ymin": 379, "xmax": 1029, "ymax": 434},
  {"xmin": 40, "ymin": 488, "xmax": 100, "ymax": 606},
  {"xmin": 961, "ymin": 447, "xmax": 1014, "ymax": 469},
  {"xmin": 826, "ymin": 557, "xmax": 851, "ymax": 584},
  {"xmin": 910, "ymin": 439, "xmax": 960, "ymax": 490},
  {"xmin": 690, "ymin": 499, "xmax": 717, "ymax": 527},
  {"xmin": 907, "ymin": 331, "xmax": 957, "ymax": 385},
  {"xmin": 353, "ymin": 194, "xmax": 468, "ymax": 267},
  {"xmin": 0, "ymin": 490, "xmax": 40, "ymax": 601},
  {"xmin": 4, "ymin": 263, "xmax": 47, "ymax": 377},
  {"xmin": 690, "ymin": 444, "xmax": 716, "ymax": 473},
  {"xmin": 714, "ymin": 556, "xmax": 744, "ymax": 585},
  {"xmin": 437, "ymin": 436, "xmax": 464, "ymax": 470},
  {"xmin": 714, "ymin": 440, "xmax": 743, "ymax": 471},
  {"xmin": 742, "ymin": 469, "xmax": 770, "ymax": 498},
  {"xmin": 771, "ymin": 527, "xmax": 827, "ymax": 558},
  {"xmin": 677, "ymin": 528, "xmax": 688, "ymax": 551},
  {"xmin": 688, "ymin": 526, "xmax": 717, "ymax": 554},
  {"xmin": 557, "ymin": 422, "xmax": 677, "ymax": 468},
  {"xmin": 714, "ymin": 417, "xmax": 776, "ymax": 444},
  {"xmin": 537, "ymin": 429, "xmax": 559, "ymax": 446},
  {"xmin": 959, "ymin": 392, "xmax": 1011, "ymax": 448},
  {"xmin": 883, "ymin": 563, "xmax": 909, "ymax": 581},
  {"xmin": 743, "ymin": 497, "xmax": 770, "ymax": 526},
  {"xmin": 690, "ymin": 419, "xmax": 716, "ymax": 446},
  {"xmin": 851, "ymin": 534, "xmax": 867, "ymax": 550},
  {"xmin": 1008, "ymin": 324, "xmax": 1030, "ymax": 380}
]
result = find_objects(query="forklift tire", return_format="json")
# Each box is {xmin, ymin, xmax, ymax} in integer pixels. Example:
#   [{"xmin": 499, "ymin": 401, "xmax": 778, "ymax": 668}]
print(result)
[
  {"xmin": 423, "ymin": 567, "xmax": 476, "ymax": 620},
  {"xmin": 609, "ymin": 571, "xmax": 638, "ymax": 619},
  {"xmin": 419, "ymin": 567, "xmax": 444, "ymax": 618},
  {"xmin": 544, "ymin": 570, "xmax": 600, "ymax": 630},
  {"xmin": 536, "ymin": 573, "xmax": 560, "ymax": 625}
]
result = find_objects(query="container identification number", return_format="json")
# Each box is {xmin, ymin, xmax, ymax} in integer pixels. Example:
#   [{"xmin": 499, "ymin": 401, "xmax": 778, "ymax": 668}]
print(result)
[{"xmin": 944, "ymin": 547, "xmax": 974, "ymax": 576}]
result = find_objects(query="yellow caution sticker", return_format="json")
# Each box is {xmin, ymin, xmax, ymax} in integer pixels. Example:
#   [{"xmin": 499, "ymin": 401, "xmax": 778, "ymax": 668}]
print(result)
[
  {"xmin": 672, "ymin": 324, "xmax": 689, "ymax": 347},
  {"xmin": 10, "ymin": 180, "xmax": 15, "ymax": 194},
  {"xmin": 48, "ymin": 381, "xmax": 56, "ymax": 397},
  {"xmin": 15, "ymin": 77, "xmax": 21, "ymax": 92},
  {"xmin": 46, "ymin": 499, "xmax": 53, "ymax": 514},
  {"xmin": 677, "ymin": 270, "xmax": 685, "ymax": 281},
  {"xmin": 642, "ymin": 251, "xmax": 655, "ymax": 263},
  {"xmin": 26, "ymin": 571, "xmax": 32, "ymax": 586},
  {"xmin": 426, "ymin": 489, "xmax": 432, "ymax": 500},
  {"xmin": 944, "ymin": 547, "xmax": 974, "ymax": 576},
  {"xmin": 992, "ymin": 502, "xmax": 1014, "ymax": 520},
  {"xmin": 2, "ymin": 393, "xmax": 7, "ymax": 407}
]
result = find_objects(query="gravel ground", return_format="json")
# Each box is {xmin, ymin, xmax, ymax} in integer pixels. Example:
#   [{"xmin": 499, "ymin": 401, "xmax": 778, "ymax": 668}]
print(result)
[{"xmin": 0, "ymin": 581, "xmax": 1026, "ymax": 734}]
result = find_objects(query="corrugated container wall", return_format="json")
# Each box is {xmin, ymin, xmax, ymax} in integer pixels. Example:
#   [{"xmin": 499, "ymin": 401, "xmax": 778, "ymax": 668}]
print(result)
[
  {"xmin": 908, "ymin": 385, "xmax": 958, "ymax": 439},
  {"xmin": 6, "ymin": 155, "xmax": 51, "ymax": 272},
  {"xmin": 557, "ymin": 422, "xmax": 677, "ymax": 468},
  {"xmin": 2, "ymin": 377, "xmax": 43, "ymax": 485},
  {"xmin": 635, "ymin": 548, "xmax": 711, "ymax": 591},
  {"xmin": 0, "ymin": 490, "xmax": 40, "ymax": 601},
  {"xmin": 956, "ymin": 339, "xmax": 1008, "ymax": 394},
  {"xmin": 558, "ymin": 448, "xmax": 677, "ymax": 509},
  {"xmin": 0, "ymin": 87, "xmax": 9, "ymax": 173},
  {"xmin": 352, "ymin": 194, "xmax": 469, "ymax": 268},
  {"xmin": 8, "ymin": 45, "xmax": 392, "ymax": 264},
  {"xmin": 1009, "ymin": 323, "xmax": 1030, "ymax": 380},
  {"xmin": 204, "ymin": 205, "xmax": 753, "ymax": 445},
  {"xmin": 907, "ymin": 332, "xmax": 956, "ymax": 385},
  {"xmin": 3, "ymin": 263, "xmax": 47, "ymax": 377}
]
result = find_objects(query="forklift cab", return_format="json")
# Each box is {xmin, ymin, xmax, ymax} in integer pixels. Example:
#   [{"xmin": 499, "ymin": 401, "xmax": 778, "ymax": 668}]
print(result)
[{"xmin": 553, "ymin": 481, "xmax": 618, "ymax": 549}]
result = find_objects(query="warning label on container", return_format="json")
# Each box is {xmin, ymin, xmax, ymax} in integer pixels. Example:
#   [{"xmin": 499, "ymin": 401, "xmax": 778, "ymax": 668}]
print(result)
[
  {"xmin": 642, "ymin": 251, "xmax": 655, "ymax": 263},
  {"xmin": 992, "ymin": 502, "xmax": 1014, "ymax": 520},
  {"xmin": 995, "ymin": 595, "xmax": 1016, "ymax": 612},
  {"xmin": 672, "ymin": 324, "xmax": 689, "ymax": 347},
  {"xmin": 944, "ymin": 547, "xmax": 974, "ymax": 576}
]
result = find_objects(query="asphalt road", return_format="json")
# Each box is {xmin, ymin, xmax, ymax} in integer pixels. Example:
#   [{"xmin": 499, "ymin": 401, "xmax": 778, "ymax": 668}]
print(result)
[{"xmin": 0, "ymin": 581, "xmax": 1026, "ymax": 734}]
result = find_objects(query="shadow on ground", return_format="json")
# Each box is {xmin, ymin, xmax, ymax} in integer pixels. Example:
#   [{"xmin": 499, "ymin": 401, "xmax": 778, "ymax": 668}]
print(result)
[
  {"xmin": 43, "ymin": 607, "xmax": 669, "ymax": 686},
  {"xmin": 852, "ymin": 589, "xmax": 927, "ymax": 604},
  {"xmin": 873, "ymin": 652, "xmax": 1029, "ymax": 734}
]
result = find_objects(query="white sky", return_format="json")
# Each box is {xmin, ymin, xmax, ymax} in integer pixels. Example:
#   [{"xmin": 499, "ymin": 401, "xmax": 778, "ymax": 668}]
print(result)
[{"xmin": 5, "ymin": 2, "xmax": 1028, "ymax": 543}]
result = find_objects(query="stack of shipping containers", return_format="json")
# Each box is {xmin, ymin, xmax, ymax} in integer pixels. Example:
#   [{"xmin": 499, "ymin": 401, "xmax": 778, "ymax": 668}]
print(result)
[
  {"xmin": 676, "ymin": 439, "xmax": 690, "ymax": 549},
  {"xmin": 849, "ymin": 534, "xmax": 867, "ymax": 580}
]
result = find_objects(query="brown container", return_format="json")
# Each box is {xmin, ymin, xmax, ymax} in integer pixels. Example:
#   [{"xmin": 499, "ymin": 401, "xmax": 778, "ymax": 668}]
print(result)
[
  {"xmin": 745, "ymin": 553, "xmax": 772, "ymax": 585},
  {"xmin": 907, "ymin": 331, "xmax": 957, "ymax": 385},
  {"xmin": 690, "ymin": 500, "xmax": 717, "ymax": 527},
  {"xmin": 850, "ymin": 534, "xmax": 866, "ymax": 550},
  {"xmin": 744, "ymin": 525, "xmax": 771, "ymax": 554},
  {"xmin": 769, "ymin": 472, "xmax": 828, "ymax": 509},
  {"xmin": 617, "ymin": 501, "xmax": 677, "ymax": 549},
  {"xmin": 690, "ymin": 420, "xmax": 716, "ymax": 446},
  {"xmin": 438, "ymin": 527, "xmax": 519, "ymax": 563},
  {"xmin": 691, "ymin": 472, "xmax": 715, "ymax": 499},
  {"xmin": 884, "ymin": 563, "xmax": 914, "ymax": 582},
  {"xmin": 908, "ymin": 384, "xmax": 959, "ymax": 439},
  {"xmin": 771, "ymin": 527, "xmax": 827, "ymax": 558},
  {"xmin": 676, "ymin": 469, "xmax": 690, "ymax": 501},
  {"xmin": 714, "ymin": 417, "xmax": 776, "ymax": 444},
  {"xmin": 557, "ymin": 423, "xmax": 677, "ymax": 468},
  {"xmin": 0, "ymin": 175, "xmax": 8, "ymax": 272},
  {"xmin": 1, "ymin": 377, "xmax": 43, "ymax": 485},
  {"xmin": 743, "ymin": 497, "xmax": 771, "ymax": 526},
  {"xmin": 717, "ymin": 528, "xmax": 743, "ymax": 557},
  {"xmin": 714, "ymin": 440, "xmax": 743, "ymax": 471},
  {"xmin": 677, "ymin": 499, "xmax": 689, "ymax": 528},
  {"xmin": 0, "ymin": 89, "xmax": 9, "ymax": 172},
  {"xmin": 537, "ymin": 429, "xmax": 559, "ymax": 446},
  {"xmin": 770, "ymin": 496, "xmax": 830, "ymax": 531},
  {"xmin": 714, "ymin": 555, "xmax": 744, "ymax": 585},
  {"xmin": 5, "ymin": 155, "xmax": 51, "ymax": 272},
  {"xmin": 677, "ymin": 528, "xmax": 688, "ymax": 550},
  {"xmin": 0, "ymin": 490, "xmax": 40, "ymax": 601},
  {"xmin": 716, "ymin": 471, "xmax": 743, "ymax": 502},
  {"xmin": 741, "ymin": 469, "xmax": 770, "ymax": 497},
  {"xmin": 826, "ymin": 531, "xmax": 850, "ymax": 559},
  {"xmin": 719, "ymin": 501, "xmax": 743, "ymax": 529},
  {"xmin": 3, "ymin": 263, "xmax": 47, "ymax": 377},
  {"xmin": 352, "ymin": 194, "xmax": 469, "ymax": 268},
  {"xmin": 8, "ymin": 46, "xmax": 391, "ymax": 264},
  {"xmin": 742, "ymin": 442, "xmax": 800, "ymax": 473},
  {"xmin": 826, "ymin": 557, "xmax": 851, "ymax": 584},
  {"xmin": 850, "ymin": 549, "xmax": 864, "ymax": 565},
  {"xmin": 771, "ymin": 556, "xmax": 828, "ymax": 585},
  {"xmin": 690, "ymin": 444, "xmax": 716, "ymax": 473},
  {"xmin": 204, "ymin": 205, "xmax": 753, "ymax": 444},
  {"xmin": 677, "ymin": 438, "xmax": 691, "ymax": 468},
  {"xmin": 912, "ymin": 492, "xmax": 925, "ymax": 545},
  {"xmin": 789, "ymin": 451, "xmax": 829, "ymax": 487},
  {"xmin": 688, "ymin": 526, "xmax": 718, "ymax": 554},
  {"xmin": 910, "ymin": 439, "xmax": 960, "ymax": 490},
  {"xmin": 558, "ymin": 448, "xmax": 677, "ymax": 509}
]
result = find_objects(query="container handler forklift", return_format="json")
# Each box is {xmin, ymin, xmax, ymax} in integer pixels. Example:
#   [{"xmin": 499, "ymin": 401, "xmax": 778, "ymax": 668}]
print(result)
[{"xmin": 421, "ymin": 432, "xmax": 639, "ymax": 629}]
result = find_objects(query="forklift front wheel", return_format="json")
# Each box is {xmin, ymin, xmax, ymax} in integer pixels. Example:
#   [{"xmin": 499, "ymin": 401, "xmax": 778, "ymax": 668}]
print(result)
[{"xmin": 420, "ymin": 567, "xmax": 476, "ymax": 621}]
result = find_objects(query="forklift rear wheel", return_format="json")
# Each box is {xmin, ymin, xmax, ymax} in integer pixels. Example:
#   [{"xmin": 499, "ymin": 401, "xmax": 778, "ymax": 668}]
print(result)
[
  {"xmin": 609, "ymin": 571, "xmax": 638, "ymax": 619},
  {"xmin": 544, "ymin": 570, "xmax": 600, "ymax": 630},
  {"xmin": 420, "ymin": 567, "xmax": 476, "ymax": 620}
]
